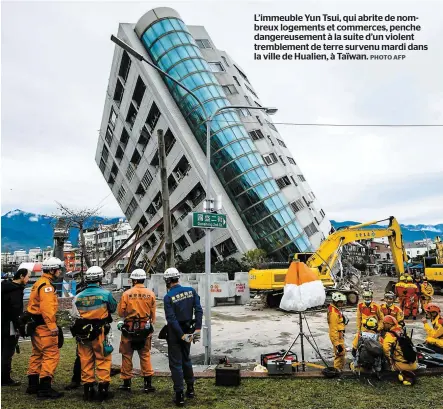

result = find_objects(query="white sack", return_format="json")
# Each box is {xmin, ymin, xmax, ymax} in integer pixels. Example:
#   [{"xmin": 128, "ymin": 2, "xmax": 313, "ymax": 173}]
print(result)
[{"xmin": 279, "ymin": 281, "xmax": 326, "ymax": 312}]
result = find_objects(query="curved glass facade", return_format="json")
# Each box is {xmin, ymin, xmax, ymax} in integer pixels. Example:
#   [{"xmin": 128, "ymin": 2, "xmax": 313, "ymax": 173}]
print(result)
[{"xmin": 140, "ymin": 17, "xmax": 312, "ymax": 258}]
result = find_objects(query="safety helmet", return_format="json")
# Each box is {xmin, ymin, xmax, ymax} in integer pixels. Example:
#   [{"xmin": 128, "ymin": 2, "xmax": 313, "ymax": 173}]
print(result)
[
  {"xmin": 383, "ymin": 315, "xmax": 398, "ymax": 326},
  {"xmin": 130, "ymin": 269, "xmax": 147, "ymax": 280},
  {"xmin": 331, "ymin": 292, "xmax": 347, "ymax": 303},
  {"xmin": 406, "ymin": 276, "xmax": 413, "ymax": 282},
  {"xmin": 363, "ymin": 317, "xmax": 378, "ymax": 330},
  {"xmin": 399, "ymin": 275, "xmax": 406, "ymax": 282},
  {"xmin": 42, "ymin": 257, "xmax": 64, "ymax": 273},
  {"xmin": 85, "ymin": 266, "xmax": 104, "ymax": 282},
  {"xmin": 424, "ymin": 303, "xmax": 441, "ymax": 314},
  {"xmin": 384, "ymin": 291, "xmax": 395, "ymax": 303},
  {"xmin": 423, "ymin": 277, "xmax": 428, "ymax": 282},
  {"xmin": 164, "ymin": 267, "xmax": 180, "ymax": 280}
]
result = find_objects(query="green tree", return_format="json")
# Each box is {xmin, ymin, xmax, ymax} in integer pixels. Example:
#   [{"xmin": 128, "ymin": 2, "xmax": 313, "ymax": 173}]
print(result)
[
  {"xmin": 241, "ymin": 249, "xmax": 268, "ymax": 270},
  {"xmin": 176, "ymin": 250, "xmax": 205, "ymax": 274},
  {"xmin": 213, "ymin": 258, "xmax": 244, "ymax": 279}
]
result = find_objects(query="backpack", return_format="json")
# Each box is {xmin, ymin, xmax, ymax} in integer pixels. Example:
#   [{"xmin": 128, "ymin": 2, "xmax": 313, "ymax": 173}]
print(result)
[
  {"xmin": 389, "ymin": 330, "xmax": 417, "ymax": 363},
  {"xmin": 357, "ymin": 336, "xmax": 383, "ymax": 369}
]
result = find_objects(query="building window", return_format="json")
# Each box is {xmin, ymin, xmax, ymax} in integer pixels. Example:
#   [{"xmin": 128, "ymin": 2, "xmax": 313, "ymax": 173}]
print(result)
[
  {"xmin": 118, "ymin": 51, "xmax": 131, "ymax": 83},
  {"xmin": 275, "ymin": 176, "xmax": 291, "ymax": 189},
  {"xmin": 266, "ymin": 119, "xmax": 277, "ymax": 132},
  {"xmin": 298, "ymin": 174, "xmax": 306, "ymax": 182},
  {"xmin": 262, "ymin": 152, "xmax": 278, "ymax": 165},
  {"xmin": 164, "ymin": 129, "xmax": 177, "ymax": 155},
  {"xmin": 187, "ymin": 228, "xmax": 205, "ymax": 243},
  {"xmin": 146, "ymin": 102, "xmax": 161, "ymax": 131},
  {"xmin": 249, "ymin": 129, "xmax": 264, "ymax": 141},
  {"xmin": 110, "ymin": 163, "xmax": 118, "ymax": 177},
  {"xmin": 135, "ymin": 183, "xmax": 146, "ymax": 199},
  {"xmin": 105, "ymin": 127, "xmax": 113, "ymax": 146},
  {"xmin": 117, "ymin": 186, "xmax": 126, "ymax": 204},
  {"xmin": 120, "ymin": 128, "xmax": 129, "ymax": 150},
  {"xmin": 175, "ymin": 235, "xmax": 190, "ymax": 252},
  {"xmin": 115, "ymin": 145, "xmax": 124, "ymax": 162},
  {"xmin": 138, "ymin": 215, "xmax": 148, "ymax": 228},
  {"xmin": 125, "ymin": 198, "xmax": 138, "ymax": 219},
  {"xmin": 101, "ymin": 145, "xmax": 109, "ymax": 162},
  {"xmin": 221, "ymin": 56, "xmax": 230, "ymax": 67},
  {"xmin": 256, "ymin": 115, "xmax": 262, "ymax": 126},
  {"xmin": 304, "ymin": 222, "xmax": 318, "ymax": 237},
  {"xmin": 209, "ymin": 62, "xmax": 225, "ymax": 72},
  {"xmin": 126, "ymin": 104, "xmax": 137, "ymax": 130},
  {"xmin": 233, "ymin": 76, "xmax": 241, "ymax": 86},
  {"xmin": 277, "ymin": 138, "xmax": 287, "ymax": 148},
  {"xmin": 216, "ymin": 238, "xmax": 238, "ymax": 257},
  {"xmin": 141, "ymin": 169, "xmax": 153, "ymax": 190},
  {"xmin": 125, "ymin": 163, "xmax": 135, "ymax": 182},
  {"xmin": 244, "ymin": 95, "xmax": 252, "ymax": 106},
  {"xmin": 196, "ymin": 39, "xmax": 211, "ymax": 49},
  {"xmin": 279, "ymin": 155, "xmax": 286, "ymax": 166},
  {"xmin": 132, "ymin": 76, "xmax": 146, "ymax": 108},
  {"xmin": 319, "ymin": 209, "xmax": 326, "ymax": 218},
  {"xmin": 109, "ymin": 108, "xmax": 117, "ymax": 129},
  {"xmin": 130, "ymin": 149, "xmax": 141, "ymax": 168},
  {"xmin": 99, "ymin": 159, "xmax": 106, "ymax": 174},
  {"xmin": 290, "ymin": 175, "xmax": 298, "ymax": 186},
  {"xmin": 238, "ymin": 108, "xmax": 251, "ymax": 117},
  {"xmin": 287, "ymin": 157, "xmax": 296, "ymax": 165},
  {"xmin": 222, "ymin": 84, "xmax": 238, "ymax": 95},
  {"xmin": 245, "ymin": 84, "xmax": 258, "ymax": 98},
  {"xmin": 303, "ymin": 196, "xmax": 310, "ymax": 206},
  {"xmin": 113, "ymin": 79, "xmax": 124, "ymax": 107},
  {"xmin": 138, "ymin": 125, "xmax": 151, "ymax": 151},
  {"xmin": 234, "ymin": 65, "xmax": 250, "ymax": 84},
  {"xmin": 290, "ymin": 199, "xmax": 305, "ymax": 213}
]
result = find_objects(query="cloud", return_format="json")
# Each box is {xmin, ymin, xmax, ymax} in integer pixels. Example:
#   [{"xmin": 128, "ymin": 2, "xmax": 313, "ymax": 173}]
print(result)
[{"xmin": 6, "ymin": 210, "xmax": 21, "ymax": 218}]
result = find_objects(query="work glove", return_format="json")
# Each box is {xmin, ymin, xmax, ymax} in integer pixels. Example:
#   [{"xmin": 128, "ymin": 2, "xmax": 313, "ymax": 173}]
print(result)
[
  {"xmin": 193, "ymin": 330, "xmax": 201, "ymax": 343},
  {"xmin": 336, "ymin": 344, "xmax": 344, "ymax": 354},
  {"xmin": 117, "ymin": 321, "xmax": 124, "ymax": 331},
  {"xmin": 182, "ymin": 334, "xmax": 193, "ymax": 343}
]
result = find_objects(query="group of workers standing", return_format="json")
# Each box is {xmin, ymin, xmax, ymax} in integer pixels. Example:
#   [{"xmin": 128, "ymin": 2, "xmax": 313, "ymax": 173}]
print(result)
[
  {"xmin": 328, "ymin": 272, "xmax": 442, "ymax": 385},
  {"xmin": 2, "ymin": 257, "xmax": 202, "ymax": 407}
]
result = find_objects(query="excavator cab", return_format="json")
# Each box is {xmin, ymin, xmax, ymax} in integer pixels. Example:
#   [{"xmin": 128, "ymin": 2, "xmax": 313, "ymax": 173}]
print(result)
[{"xmin": 292, "ymin": 252, "xmax": 314, "ymax": 263}]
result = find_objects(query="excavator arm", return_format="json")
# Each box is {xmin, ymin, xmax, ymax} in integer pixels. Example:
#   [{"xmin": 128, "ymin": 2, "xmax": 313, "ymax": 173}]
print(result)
[{"xmin": 306, "ymin": 216, "xmax": 407, "ymax": 277}]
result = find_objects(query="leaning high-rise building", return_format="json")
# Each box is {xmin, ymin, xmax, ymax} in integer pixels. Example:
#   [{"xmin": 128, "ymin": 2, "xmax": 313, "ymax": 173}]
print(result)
[{"xmin": 95, "ymin": 7, "xmax": 331, "ymax": 266}]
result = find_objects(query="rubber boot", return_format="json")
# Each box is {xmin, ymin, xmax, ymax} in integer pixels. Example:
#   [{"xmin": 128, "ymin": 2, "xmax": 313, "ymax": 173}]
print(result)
[
  {"xmin": 98, "ymin": 382, "xmax": 114, "ymax": 401},
  {"xmin": 118, "ymin": 378, "xmax": 131, "ymax": 392},
  {"xmin": 174, "ymin": 391, "xmax": 185, "ymax": 407},
  {"xmin": 186, "ymin": 383, "xmax": 195, "ymax": 398},
  {"xmin": 37, "ymin": 376, "xmax": 64, "ymax": 399},
  {"xmin": 26, "ymin": 374, "xmax": 39, "ymax": 394},
  {"xmin": 143, "ymin": 376, "xmax": 156, "ymax": 393},
  {"xmin": 2, "ymin": 378, "xmax": 21, "ymax": 386},
  {"xmin": 83, "ymin": 383, "xmax": 96, "ymax": 401}
]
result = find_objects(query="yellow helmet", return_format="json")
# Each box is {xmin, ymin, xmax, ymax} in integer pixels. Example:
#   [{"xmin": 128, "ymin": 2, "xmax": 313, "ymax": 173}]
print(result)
[
  {"xmin": 363, "ymin": 317, "xmax": 378, "ymax": 330},
  {"xmin": 406, "ymin": 276, "xmax": 413, "ymax": 282},
  {"xmin": 399, "ymin": 275, "xmax": 406, "ymax": 281}
]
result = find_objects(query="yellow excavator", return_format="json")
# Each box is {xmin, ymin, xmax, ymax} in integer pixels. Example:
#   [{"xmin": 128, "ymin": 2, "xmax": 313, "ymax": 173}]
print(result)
[
  {"xmin": 423, "ymin": 236, "xmax": 443, "ymax": 293},
  {"xmin": 249, "ymin": 216, "xmax": 408, "ymax": 307}
]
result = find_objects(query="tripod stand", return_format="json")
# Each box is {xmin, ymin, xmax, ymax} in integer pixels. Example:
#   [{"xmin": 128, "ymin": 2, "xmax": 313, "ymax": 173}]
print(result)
[{"xmin": 282, "ymin": 312, "xmax": 329, "ymax": 372}]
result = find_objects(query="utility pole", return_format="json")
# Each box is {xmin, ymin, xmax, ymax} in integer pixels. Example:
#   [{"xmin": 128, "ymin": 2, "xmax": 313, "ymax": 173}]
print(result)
[
  {"xmin": 157, "ymin": 129, "xmax": 174, "ymax": 268},
  {"xmin": 95, "ymin": 229, "xmax": 100, "ymax": 266}
]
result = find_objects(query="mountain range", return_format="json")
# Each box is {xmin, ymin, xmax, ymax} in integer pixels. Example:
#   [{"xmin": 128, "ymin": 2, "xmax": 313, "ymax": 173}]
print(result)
[{"xmin": 1, "ymin": 209, "xmax": 442, "ymax": 252}]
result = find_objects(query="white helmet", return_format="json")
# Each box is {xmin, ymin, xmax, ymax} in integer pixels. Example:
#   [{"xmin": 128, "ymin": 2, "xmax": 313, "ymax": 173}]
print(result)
[
  {"xmin": 331, "ymin": 292, "xmax": 347, "ymax": 303},
  {"xmin": 130, "ymin": 269, "xmax": 147, "ymax": 280},
  {"xmin": 164, "ymin": 267, "xmax": 180, "ymax": 281},
  {"xmin": 42, "ymin": 257, "xmax": 64, "ymax": 272},
  {"xmin": 85, "ymin": 266, "xmax": 104, "ymax": 282}
]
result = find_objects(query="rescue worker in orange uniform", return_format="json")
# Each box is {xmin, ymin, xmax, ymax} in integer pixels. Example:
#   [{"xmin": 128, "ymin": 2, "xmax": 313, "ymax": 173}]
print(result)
[
  {"xmin": 26, "ymin": 257, "xmax": 64, "ymax": 399},
  {"xmin": 117, "ymin": 268, "xmax": 156, "ymax": 393},
  {"xmin": 380, "ymin": 292, "xmax": 404, "ymax": 328},
  {"xmin": 327, "ymin": 292, "xmax": 348, "ymax": 371},
  {"xmin": 422, "ymin": 303, "xmax": 443, "ymax": 352},
  {"xmin": 403, "ymin": 276, "xmax": 419, "ymax": 320},
  {"xmin": 394, "ymin": 275, "xmax": 407, "ymax": 311},
  {"xmin": 72, "ymin": 266, "xmax": 117, "ymax": 401},
  {"xmin": 382, "ymin": 315, "xmax": 418, "ymax": 385},
  {"xmin": 356, "ymin": 290, "xmax": 384, "ymax": 333},
  {"xmin": 420, "ymin": 278, "xmax": 434, "ymax": 313}
]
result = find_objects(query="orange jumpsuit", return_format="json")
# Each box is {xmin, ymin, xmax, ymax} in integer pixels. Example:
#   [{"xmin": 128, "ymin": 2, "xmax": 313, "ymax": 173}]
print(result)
[
  {"xmin": 380, "ymin": 303, "xmax": 404, "ymax": 327},
  {"xmin": 27, "ymin": 273, "xmax": 60, "ymax": 379},
  {"xmin": 395, "ymin": 282, "xmax": 407, "ymax": 310},
  {"xmin": 383, "ymin": 325, "xmax": 418, "ymax": 372},
  {"xmin": 403, "ymin": 283, "xmax": 419, "ymax": 318},
  {"xmin": 327, "ymin": 304, "xmax": 347, "ymax": 370},
  {"xmin": 356, "ymin": 302, "xmax": 384, "ymax": 333},
  {"xmin": 118, "ymin": 284, "xmax": 156, "ymax": 379},
  {"xmin": 420, "ymin": 283, "xmax": 434, "ymax": 311},
  {"xmin": 424, "ymin": 315, "xmax": 443, "ymax": 349},
  {"xmin": 73, "ymin": 284, "xmax": 117, "ymax": 384}
]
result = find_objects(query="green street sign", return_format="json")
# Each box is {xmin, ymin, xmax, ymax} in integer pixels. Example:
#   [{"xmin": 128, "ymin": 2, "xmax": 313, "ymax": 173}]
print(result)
[{"xmin": 192, "ymin": 212, "xmax": 227, "ymax": 229}]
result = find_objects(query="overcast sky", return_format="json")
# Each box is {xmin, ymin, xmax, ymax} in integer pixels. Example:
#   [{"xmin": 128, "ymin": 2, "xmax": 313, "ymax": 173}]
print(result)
[{"xmin": 1, "ymin": 0, "xmax": 442, "ymax": 225}]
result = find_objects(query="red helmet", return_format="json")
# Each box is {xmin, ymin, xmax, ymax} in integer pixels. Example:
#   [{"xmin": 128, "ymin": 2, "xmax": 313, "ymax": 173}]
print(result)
[
  {"xmin": 424, "ymin": 303, "xmax": 441, "ymax": 314},
  {"xmin": 383, "ymin": 315, "xmax": 398, "ymax": 326}
]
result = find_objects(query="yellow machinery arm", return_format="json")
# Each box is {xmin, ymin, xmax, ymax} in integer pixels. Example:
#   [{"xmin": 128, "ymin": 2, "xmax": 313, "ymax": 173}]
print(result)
[{"xmin": 306, "ymin": 216, "xmax": 408, "ymax": 277}]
